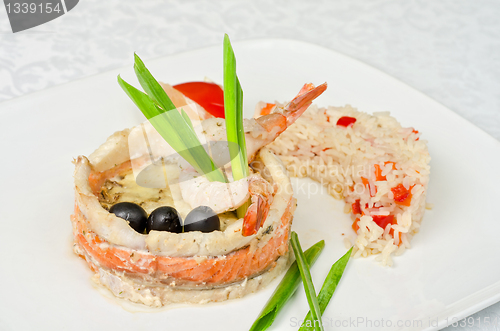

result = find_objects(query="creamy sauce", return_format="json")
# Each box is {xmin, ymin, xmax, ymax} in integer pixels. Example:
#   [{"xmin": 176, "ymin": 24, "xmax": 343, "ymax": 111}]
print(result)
[
  {"xmin": 98, "ymin": 169, "xmax": 239, "ymax": 231},
  {"xmin": 99, "ymin": 171, "xmax": 174, "ymax": 215}
]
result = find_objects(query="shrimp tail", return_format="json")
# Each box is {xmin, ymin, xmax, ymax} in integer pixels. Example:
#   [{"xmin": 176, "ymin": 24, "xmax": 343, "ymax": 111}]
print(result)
[
  {"xmin": 241, "ymin": 176, "xmax": 274, "ymax": 236},
  {"xmin": 242, "ymin": 194, "xmax": 270, "ymax": 236},
  {"xmin": 282, "ymin": 82, "xmax": 328, "ymax": 126},
  {"xmin": 245, "ymin": 82, "xmax": 327, "ymax": 161},
  {"xmin": 255, "ymin": 82, "xmax": 327, "ymax": 133}
]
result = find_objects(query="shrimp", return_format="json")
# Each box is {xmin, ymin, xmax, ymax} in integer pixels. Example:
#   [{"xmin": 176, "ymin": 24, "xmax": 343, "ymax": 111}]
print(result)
[
  {"xmin": 128, "ymin": 82, "xmax": 326, "ymax": 235},
  {"xmin": 183, "ymin": 82, "xmax": 327, "ymax": 236},
  {"xmin": 178, "ymin": 167, "xmax": 275, "ymax": 237},
  {"xmin": 242, "ymin": 176, "xmax": 274, "ymax": 236},
  {"xmin": 199, "ymin": 82, "xmax": 327, "ymax": 161},
  {"xmin": 72, "ymin": 81, "xmax": 324, "ymax": 304}
]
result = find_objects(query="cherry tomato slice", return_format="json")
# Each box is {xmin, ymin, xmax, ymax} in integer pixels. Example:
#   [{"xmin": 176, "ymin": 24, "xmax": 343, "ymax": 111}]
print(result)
[{"xmin": 173, "ymin": 82, "xmax": 225, "ymax": 118}]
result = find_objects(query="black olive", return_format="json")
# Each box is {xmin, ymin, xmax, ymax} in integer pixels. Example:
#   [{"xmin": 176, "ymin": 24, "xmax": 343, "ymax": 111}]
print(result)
[
  {"xmin": 147, "ymin": 206, "xmax": 182, "ymax": 234},
  {"xmin": 184, "ymin": 206, "xmax": 220, "ymax": 233},
  {"xmin": 109, "ymin": 202, "xmax": 148, "ymax": 234}
]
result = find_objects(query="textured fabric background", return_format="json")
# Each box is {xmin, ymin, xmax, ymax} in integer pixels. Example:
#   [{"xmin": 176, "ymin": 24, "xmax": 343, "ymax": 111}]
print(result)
[{"xmin": 1, "ymin": 0, "xmax": 499, "ymax": 329}]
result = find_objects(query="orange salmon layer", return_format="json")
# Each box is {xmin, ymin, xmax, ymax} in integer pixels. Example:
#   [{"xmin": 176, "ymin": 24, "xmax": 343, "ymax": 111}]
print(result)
[{"xmin": 71, "ymin": 200, "xmax": 293, "ymax": 287}]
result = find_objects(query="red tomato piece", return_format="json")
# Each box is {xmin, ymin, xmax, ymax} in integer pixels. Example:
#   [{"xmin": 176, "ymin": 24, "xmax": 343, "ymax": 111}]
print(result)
[
  {"xmin": 372, "ymin": 214, "xmax": 395, "ymax": 230},
  {"xmin": 352, "ymin": 199, "xmax": 361, "ymax": 215},
  {"xmin": 385, "ymin": 161, "xmax": 396, "ymax": 170},
  {"xmin": 336, "ymin": 116, "xmax": 357, "ymax": 127},
  {"xmin": 173, "ymin": 82, "xmax": 225, "ymax": 118},
  {"xmin": 374, "ymin": 164, "xmax": 386, "ymax": 181},
  {"xmin": 391, "ymin": 184, "xmax": 412, "ymax": 206},
  {"xmin": 361, "ymin": 177, "xmax": 377, "ymax": 196},
  {"xmin": 352, "ymin": 218, "xmax": 360, "ymax": 233}
]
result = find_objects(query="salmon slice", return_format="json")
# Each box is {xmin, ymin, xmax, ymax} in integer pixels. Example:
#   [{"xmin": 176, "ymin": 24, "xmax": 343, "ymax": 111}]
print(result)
[
  {"xmin": 219, "ymin": 251, "xmax": 246, "ymax": 283},
  {"xmin": 205, "ymin": 258, "xmax": 236, "ymax": 283},
  {"xmin": 72, "ymin": 197, "xmax": 293, "ymax": 287}
]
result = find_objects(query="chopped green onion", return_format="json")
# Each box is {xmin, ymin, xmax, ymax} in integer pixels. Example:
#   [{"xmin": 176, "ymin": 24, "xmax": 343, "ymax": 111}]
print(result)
[
  {"xmin": 291, "ymin": 232, "xmax": 324, "ymax": 331},
  {"xmin": 249, "ymin": 240, "xmax": 325, "ymax": 331},
  {"xmin": 117, "ymin": 54, "xmax": 226, "ymax": 183},
  {"xmin": 298, "ymin": 247, "xmax": 353, "ymax": 331}
]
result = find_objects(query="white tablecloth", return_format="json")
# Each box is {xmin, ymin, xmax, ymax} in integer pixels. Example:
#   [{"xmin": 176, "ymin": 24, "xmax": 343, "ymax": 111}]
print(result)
[{"xmin": 1, "ymin": 1, "xmax": 499, "ymax": 329}]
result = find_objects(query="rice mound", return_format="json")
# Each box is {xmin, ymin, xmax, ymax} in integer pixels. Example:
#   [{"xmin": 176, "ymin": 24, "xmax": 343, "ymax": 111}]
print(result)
[{"xmin": 258, "ymin": 103, "xmax": 431, "ymax": 266}]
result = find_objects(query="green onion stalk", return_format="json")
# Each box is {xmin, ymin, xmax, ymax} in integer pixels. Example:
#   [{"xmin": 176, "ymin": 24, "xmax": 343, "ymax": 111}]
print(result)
[
  {"xmin": 249, "ymin": 240, "xmax": 325, "ymax": 331},
  {"xmin": 298, "ymin": 246, "xmax": 352, "ymax": 331},
  {"xmin": 118, "ymin": 54, "xmax": 226, "ymax": 183},
  {"xmin": 119, "ymin": 35, "xmax": 253, "ymax": 217},
  {"xmin": 291, "ymin": 232, "xmax": 324, "ymax": 331},
  {"xmin": 223, "ymin": 34, "xmax": 250, "ymax": 218}
]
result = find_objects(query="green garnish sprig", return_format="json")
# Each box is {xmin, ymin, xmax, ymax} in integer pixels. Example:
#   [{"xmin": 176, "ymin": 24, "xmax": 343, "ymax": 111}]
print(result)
[
  {"xmin": 249, "ymin": 240, "xmax": 325, "ymax": 331},
  {"xmin": 291, "ymin": 232, "xmax": 324, "ymax": 331},
  {"xmin": 299, "ymin": 247, "xmax": 353, "ymax": 331},
  {"xmin": 223, "ymin": 34, "xmax": 248, "ymax": 182},
  {"xmin": 223, "ymin": 34, "xmax": 250, "ymax": 217},
  {"xmin": 118, "ymin": 54, "xmax": 227, "ymax": 183}
]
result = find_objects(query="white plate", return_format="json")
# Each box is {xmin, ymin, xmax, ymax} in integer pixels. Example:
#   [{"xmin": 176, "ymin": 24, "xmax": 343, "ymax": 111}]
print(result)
[{"xmin": 1, "ymin": 39, "xmax": 499, "ymax": 331}]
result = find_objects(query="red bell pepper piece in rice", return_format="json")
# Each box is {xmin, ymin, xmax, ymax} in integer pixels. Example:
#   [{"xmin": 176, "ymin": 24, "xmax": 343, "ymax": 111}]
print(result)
[
  {"xmin": 336, "ymin": 116, "xmax": 356, "ymax": 127},
  {"xmin": 374, "ymin": 162, "xmax": 397, "ymax": 182},
  {"xmin": 352, "ymin": 199, "xmax": 361, "ymax": 215},
  {"xmin": 374, "ymin": 164, "xmax": 385, "ymax": 181},
  {"xmin": 391, "ymin": 183, "xmax": 413, "ymax": 206},
  {"xmin": 352, "ymin": 215, "xmax": 396, "ymax": 234},
  {"xmin": 372, "ymin": 214, "xmax": 395, "ymax": 230},
  {"xmin": 352, "ymin": 213, "xmax": 401, "ymax": 245},
  {"xmin": 352, "ymin": 218, "xmax": 360, "ymax": 233},
  {"xmin": 361, "ymin": 177, "xmax": 377, "ymax": 196},
  {"xmin": 385, "ymin": 161, "xmax": 397, "ymax": 170}
]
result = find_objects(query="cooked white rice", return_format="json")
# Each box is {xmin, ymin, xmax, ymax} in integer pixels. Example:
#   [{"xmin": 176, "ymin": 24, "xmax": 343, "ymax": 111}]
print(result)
[{"xmin": 256, "ymin": 103, "xmax": 431, "ymax": 266}]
